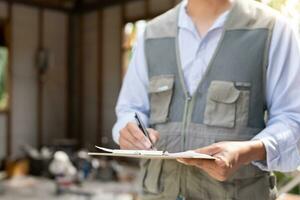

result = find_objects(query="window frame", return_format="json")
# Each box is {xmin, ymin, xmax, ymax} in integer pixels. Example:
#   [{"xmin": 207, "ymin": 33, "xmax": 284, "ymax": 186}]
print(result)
[
  {"xmin": 0, "ymin": 19, "xmax": 10, "ymax": 113},
  {"xmin": 121, "ymin": 18, "xmax": 149, "ymax": 79}
]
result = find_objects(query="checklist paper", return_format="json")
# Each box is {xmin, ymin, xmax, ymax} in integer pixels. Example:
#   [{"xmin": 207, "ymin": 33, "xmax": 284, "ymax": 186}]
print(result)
[{"xmin": 88, "ymin": 146, "xmax": 215, "ymax": 160}]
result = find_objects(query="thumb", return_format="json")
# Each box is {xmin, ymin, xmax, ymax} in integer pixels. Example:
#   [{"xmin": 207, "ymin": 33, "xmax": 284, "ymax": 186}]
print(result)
[
  {"xmin": 148, "ymin": 129, "xmax": 160, "ymax": 144},
  {"xmin": 215, "ymin": 156, "xmax": 231, "ymax": 168},
  {"xmin": 194, "ymin": 144, "xmax": 220, "ymax": 155}
]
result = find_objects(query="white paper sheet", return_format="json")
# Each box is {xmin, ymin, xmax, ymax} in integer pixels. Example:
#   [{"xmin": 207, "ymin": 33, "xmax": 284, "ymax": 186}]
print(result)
[{"xmin": 88, "ymin": 146, "xmax": 215, "ymax": 160}]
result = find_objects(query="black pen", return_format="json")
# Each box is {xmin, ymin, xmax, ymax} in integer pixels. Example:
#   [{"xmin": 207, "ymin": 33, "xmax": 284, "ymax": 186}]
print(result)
[{"xmin": 134, "ymin": 113, "xmax": 154, "ymax": 150}]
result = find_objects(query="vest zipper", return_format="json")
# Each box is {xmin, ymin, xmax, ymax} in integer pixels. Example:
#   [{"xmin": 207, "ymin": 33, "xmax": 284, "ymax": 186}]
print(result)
[
  {"xmin": 179, "ymin": 95, "xmax": 192, "ymax": 198},
  {"xmin": 182, "ymin": 95, "xmax": 192, "ymax": 151}
]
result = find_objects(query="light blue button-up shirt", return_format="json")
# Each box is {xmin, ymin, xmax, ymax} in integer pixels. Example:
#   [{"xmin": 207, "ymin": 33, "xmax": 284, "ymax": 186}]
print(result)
[{"xmin": 113, "ymin": 0, "xmax": 300, "ymax": 172}]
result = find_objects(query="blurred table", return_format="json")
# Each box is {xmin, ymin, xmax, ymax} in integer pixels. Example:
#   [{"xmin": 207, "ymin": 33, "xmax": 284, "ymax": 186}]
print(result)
[
  {"xmin": 0, "ymin": 176, "xmax": 138, "ymax": 200},
  {"xmin": 278, "ymin": 194, "xmax": 300, "ymax": 200}
]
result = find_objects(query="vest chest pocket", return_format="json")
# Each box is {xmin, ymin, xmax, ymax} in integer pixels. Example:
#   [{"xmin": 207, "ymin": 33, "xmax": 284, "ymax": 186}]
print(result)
[
  {"xmin": 149, "ymin": 75, "xmax": 175, "ymax": 125},
  {"xmin": 204, "ymin": 81, "xmax": 243, "ymax": 128}
]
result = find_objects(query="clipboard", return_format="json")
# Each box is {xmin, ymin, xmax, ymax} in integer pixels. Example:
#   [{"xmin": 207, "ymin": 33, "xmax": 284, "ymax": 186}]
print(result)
[{"xmin": 88, "ymin": 146, "xmax": 215, "ymax": 160}]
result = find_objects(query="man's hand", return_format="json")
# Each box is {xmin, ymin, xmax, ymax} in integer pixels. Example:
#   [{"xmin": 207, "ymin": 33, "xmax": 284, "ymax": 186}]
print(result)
[
  {"xmin": 177, "ymin": 141, "xmax": 266, "ymax": 181},
  {"xmin": 119, "ymin": 122, "xmax": 160, "ymax": 150}
]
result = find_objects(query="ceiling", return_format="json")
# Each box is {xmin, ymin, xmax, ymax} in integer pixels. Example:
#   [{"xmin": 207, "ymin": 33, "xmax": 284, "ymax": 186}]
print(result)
[{"xmin": 0, "ymin": 0, "xmax": 140, "ymax": 13}]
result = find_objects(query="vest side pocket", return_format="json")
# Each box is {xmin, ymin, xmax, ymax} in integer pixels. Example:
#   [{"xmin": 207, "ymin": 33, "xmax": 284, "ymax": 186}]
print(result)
[
  {"xmin": 204, "ymin": 81, "xmax": 240, "ymax": 128},
  {"xmin": 149, "ymin": 75, "xmax": 175, "ymax": 125}
]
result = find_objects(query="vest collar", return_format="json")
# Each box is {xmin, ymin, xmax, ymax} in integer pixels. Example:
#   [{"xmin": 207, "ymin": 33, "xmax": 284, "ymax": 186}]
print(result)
[
  {"xmin": 178, "ymin": 0, "xmax": 230, "ymax": 36},
  {"xmin": 145, "ymin": 0, "xmax": 273, "ymax": 39}
]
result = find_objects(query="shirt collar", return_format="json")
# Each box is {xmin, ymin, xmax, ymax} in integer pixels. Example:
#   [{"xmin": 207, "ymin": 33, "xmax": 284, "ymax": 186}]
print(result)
[{"xmin": 178, "ymin": 0, "xmax": 230, "ymax": 35}]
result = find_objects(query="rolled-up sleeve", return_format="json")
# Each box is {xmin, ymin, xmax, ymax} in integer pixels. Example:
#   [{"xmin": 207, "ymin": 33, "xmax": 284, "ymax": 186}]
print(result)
[{"xmin": 252, "ymin": 17, "xmax": 300, "ymax": 172}]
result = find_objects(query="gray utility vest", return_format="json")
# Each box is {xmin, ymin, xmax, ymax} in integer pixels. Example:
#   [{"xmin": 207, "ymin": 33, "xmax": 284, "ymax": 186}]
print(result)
[{"xmin": 140, "ymin": 0, "xmax": 278, "ymax": 200}]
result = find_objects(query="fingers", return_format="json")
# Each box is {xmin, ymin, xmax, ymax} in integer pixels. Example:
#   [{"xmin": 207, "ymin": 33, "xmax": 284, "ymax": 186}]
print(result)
[
  {"xmin": 215, "ymin": 155, "xmax": 231, "ymax": 168},
  {"xmin": 119, "ymin": 122, "xmax": 157, "ymax": 150},
  {"xmin": 148, "ymin": 128, "xmax": 160, "ymax": 144},
  {"xmin": 177, "ymin": 158, "xmax": 219, "ymax": 179},
  {"xmin": 177, "ymin": 158, "xmax": 214, "ymax": 169},
  {"xmin": 119, "ymin": 127, "xmax": 144, "ymax": 149},
  {"xmin": 178, "ymin": 142, "xmax": 245, "ymax": 182},
  {"xmin": 120, "ymin": 137, "xmax": 140, "ymax": 150},
  {"xmin": 176, "ymin": 158, "xmax": 230, "ymax": 181},
  {"xmin": 127, "ymin": 122, "xmax": 152, "ymax": 147}
]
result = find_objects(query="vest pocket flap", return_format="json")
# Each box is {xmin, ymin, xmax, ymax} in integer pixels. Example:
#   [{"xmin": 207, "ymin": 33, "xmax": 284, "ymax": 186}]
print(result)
[
  {"xmin": 149, "ymin": 75, "xmax": 174, "ymax": 124},
  {"xmin": 149, "ymin": 75, "xmax": 175, "ymax": 93},
  {"xmin": 208, "ymin": 81, "xmax": 240, "ymax": 104}
]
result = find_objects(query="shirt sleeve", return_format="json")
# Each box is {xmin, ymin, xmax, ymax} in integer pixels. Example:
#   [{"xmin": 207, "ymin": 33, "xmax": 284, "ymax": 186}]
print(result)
[
  {"xmin": 252, "ymin": 16, "xmax": 300, "ymax": 172},
  {"xmin": 112, "ymin": 33, "xmax": 150, "ymax": 144}
]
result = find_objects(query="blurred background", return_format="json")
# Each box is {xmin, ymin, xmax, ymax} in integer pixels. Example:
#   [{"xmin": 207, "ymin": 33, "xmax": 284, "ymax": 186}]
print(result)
[{"xmin": 0, "ymin": 0, "xmax": 299, "ymax": 199}]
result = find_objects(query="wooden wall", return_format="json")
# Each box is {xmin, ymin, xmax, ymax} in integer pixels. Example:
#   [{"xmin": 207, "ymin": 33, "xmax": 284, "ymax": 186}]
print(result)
[
  {"xmin": 80, "ymin": 0, "xmax": 181, "ymax": 148},
  {"xmin": 82, "ymin": 11, "xmax": 99, "ymax": 148},
  {"xmin": 0, "ymin": 114, "xmax": 6, "ymax": 158},
  {"xmin": 0, "ymin": 1, "xmax": 68, "ymax": 157},
  {"xmin": 42, "ymin": 11, "xmax": 68, "ymax": 145},
  {"xmin": 0, "ymin": 0, "xmax": 182, "ymax": 158},
  {"xmin": 11, "ymin": 5, "xmax": 39, "ymax": 156},
  {"xmin": 101, "ymin": 5, "xmax": 122, "ymax": 147}
]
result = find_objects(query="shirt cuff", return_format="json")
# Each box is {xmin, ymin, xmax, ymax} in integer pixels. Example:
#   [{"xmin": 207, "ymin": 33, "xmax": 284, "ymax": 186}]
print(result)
[{"xmin": 251, "ymin": 135, "xmax": 279, "ymax": 171}]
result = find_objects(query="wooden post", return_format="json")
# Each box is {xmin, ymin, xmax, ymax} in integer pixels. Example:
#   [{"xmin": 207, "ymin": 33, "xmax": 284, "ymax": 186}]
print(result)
[
  {"xmin": 37, "ymin": 8, "xmax": 44, "ymax": 148},
  {"xmin": 6, "ymin": 2, "xmax": 12, "ymax": 157},
  {"xmin": 96, "ymin": 9, "xmax": 103, "ymax": 146},
  {"xmin": 145, "ymin": 0, "xmax": 150, "ymax": 18},
  {"xmin": 64, "ymin": 14, "xmax": 70, "ymax": 140},
  {"xmin": 78, "ymin": 15, "xmax": 84, "ymax": 147}
]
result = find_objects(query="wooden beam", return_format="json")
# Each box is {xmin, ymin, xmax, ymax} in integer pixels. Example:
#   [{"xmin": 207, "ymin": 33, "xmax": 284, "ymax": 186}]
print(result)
[
  {"xmin": 120, "ymin": 2, "xmax": 126, "ymax": 79},
  {"xmin": 37, "ymin": 9, "xmax": 44, "ymax": 148},
  {"xmin": 66, "ymin": 14, "xmax": 74, "ymax": 139},
  {"xmin": 0, "ymin": 0, "xmax": 71, "ymax": 12},
  {"xmin": 73, "ymin": 0, "xmax": 83, "ymax": 12},
  {"xmin": 1, "ymin": 0, "xmax": 146, "ymax": 13},
  {"xmin": 78, "ymin": 15, "xmax": 84, "ymax": 147},
  {"xmin": 1, "ymin": 0, "xmax": 143, "ymax": 13},
  {"xmin": 6, "ymin": 2, "xmax": 12, "ymax": 157},
  {"xmin": 65, "ymin": 14, "xmax": 80, "ymax": 142},
  {"xmin": 144, "ymin": 0, "xmax": 150, "ymax": 18},
  {"xmin": 172, "ymin": 0, "xmax": 178, "ymax": 7},
  {"xmin": 96, "ymin": 9, "xmax": 103, "ymax": 146},
  {"xmin": 81, "ymin": 0, "xmax": 141, "ymax": 13},
  {"xmin": 65, "ymin": 14, "xmax": 70, "ymax": 140},
  {"xmin": 124, "ymin": 12, "xmax": 163, "ymax": 23}
]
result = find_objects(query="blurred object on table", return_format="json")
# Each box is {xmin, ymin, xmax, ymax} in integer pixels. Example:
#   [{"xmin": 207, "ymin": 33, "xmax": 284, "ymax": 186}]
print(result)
[
  {"xmin": 23, "ymin": 145, "xmax": 53, "ymax": 177},
  {"xmin": 6, "ymin": 159, "xmax": 29, "ymax": 178},
  {"xmin": 278, "ymin": 194, "xmax": 300, "ymax": 200}
]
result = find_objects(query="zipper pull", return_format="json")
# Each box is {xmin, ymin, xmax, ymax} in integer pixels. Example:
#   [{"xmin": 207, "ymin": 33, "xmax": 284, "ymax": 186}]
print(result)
[{"xmin": 186, "ymin": 96, "xmax": 192, "ymax": 102}]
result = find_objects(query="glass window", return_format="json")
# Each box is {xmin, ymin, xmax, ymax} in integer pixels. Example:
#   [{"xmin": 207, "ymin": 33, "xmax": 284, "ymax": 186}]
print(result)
[
  {"xmin": 261, "ymin": 0, "xmax": 300, "ymax": 33},
  {"xmin": 0, "ymin": 23, "xmax": 8, "ymax": 111},
  {"xmin": 122, "ymin": 20, "xmax": 147, "ymax": 77}
]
